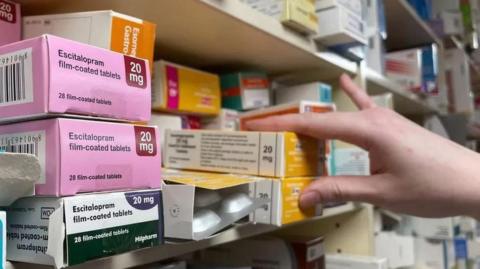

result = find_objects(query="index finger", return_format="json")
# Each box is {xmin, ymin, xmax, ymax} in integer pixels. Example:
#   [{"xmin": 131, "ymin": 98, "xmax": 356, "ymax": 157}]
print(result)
[
  {"xmin": 340, "ymin": 74, "xmax": 376, "ymax": 110},
  {"xmin": 245, "ymin": 112, "xmax": 371, "ymax": 149}
]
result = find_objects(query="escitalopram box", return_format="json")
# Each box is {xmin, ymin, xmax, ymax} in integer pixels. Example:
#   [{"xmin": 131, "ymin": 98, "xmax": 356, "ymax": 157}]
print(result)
[
  {"xmin": 5, "ymin": 189, "xmax": 163, "ymax": 267},
  {"xmin": 0, "ymin": 34, "xmax": 151, "ymax": 123},
  {"xmin": 0, "ymin": 118, "xmax": 161, "ymax": 196}
]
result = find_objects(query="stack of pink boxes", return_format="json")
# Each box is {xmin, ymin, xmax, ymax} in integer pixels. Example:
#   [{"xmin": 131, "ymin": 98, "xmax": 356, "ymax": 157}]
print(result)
[{"xmin": 0, "ymin": 1, "xmax": 163, "ymax": 267}]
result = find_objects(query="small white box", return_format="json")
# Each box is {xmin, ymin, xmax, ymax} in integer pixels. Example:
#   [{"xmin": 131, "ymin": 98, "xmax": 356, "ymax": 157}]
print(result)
[
  {"xmin": 0, "ymin": 211, "xmax": 5, "ymax": 269},
  {"xmin": 440, "ymin": 11, "xmax": 464, "ymax": 36},
  {"xmin": 431, "ymin": 0, "xmax": 460, "ymax": 17},
  {"xmin": 386, "ymin": 49, "xmax": 422, "ymax": 92},
  {"xmin": 414, "ymin": 238, "xmax": 455, "ymax": 269},
  {"xmin": 375, "ymin": 232, "xmax": 415, "ymax": 268},
  {"xmin": 366, "ymin": 31, "xmax": 386, "ymax": 74},
  {"xmin": 201, "ymin": 109, "xmax": 239, "ymax": 131},
  {"xmin": 315, "ymin": 0, "xmax": 363, "ymax": 18},
  {"xmin": 326, "ymin": 254, "xmax": 388, "ymax": 269},
  {"xmin": 149, "ymin": 114, "xmax": 183, "ymax": 145},
  {"xmin": 149, "ymin": 113, "xmax": 183, "ymax": 164},
  {"xmin": 411, "ymin": 217, "xmax": 456, "ymax": 239},
  {"xmin": 444, "ymin": 48, "xmax": 474, "ymax": 114},
  {"xmin": 274, "ymin": 82, "xmax": 332, "ymax": 104},
  {"xmin": 314, "ymin": 5, "xmax": 367, "ymax": 47},
  {"xmin": 333, "ymin": 147, "xmax": 370, "ymax": 176},
  {"xmin": 161, "ymin": 170, "xmax": 268, "ymax": 240}
]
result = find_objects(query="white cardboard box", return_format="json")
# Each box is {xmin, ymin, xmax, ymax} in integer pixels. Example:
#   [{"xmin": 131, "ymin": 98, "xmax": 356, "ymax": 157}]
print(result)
[
  {"xmin": 440, "ymin": 11, "xmax": 464, "ymax": 36},
  {"xmin": 161, "ymin": 170, "xmax": 268, "ymax": 240},
  {"xmin": 201, "ymin": 109, "xmax": 239, "ymax": 131},
  {"xmin": 414, "ymin": 238, "xmax": 455, "ymax": 269},
  {"xmin": 333, "ymin": 147, "xmax": 370, "ymax": 176},
  {"xmin": 149, "ymin": 114, "xmax": 183, "ymax": 146},
  {"xmin": 375, "ymin": 232, "xmax": 415, "ymax": 268},
  {"xmin": 386, "ymin": 49, "xmax": 422, "ymax": 92},
  {"xmin": 316, "ymin": 0, "xmax": 363, "ymax": 18},
  {"xmin": 274, "ymin": 82, "xmax": 332, "ymax": 104},
  {"xmin": 0, "ymin": 212, "xmax": 4, "ymax": 269},
  {"xmin": 411, "ymin": 217, "xmax": 457, "ymax": 239},
  {"xmin": 444, "ymin": 48, "xmax": 474, "ymax": 114},
  {"xmin": 326, "ymin": 254, "xmax": 388, "ymax": 269},
  {"xmin": 22, "ymin": 11, "xmax": 156, "ymax": 66},
  {"xmin": 6, "ymin": 190, "xmax": 163, "ymax": 268},
  {"xmin": 366, "ymin": 31, "xmax": 385, "ymax": 74},
  {"xmin": 431, "ymin": 0, "xmax": 460, "ymax": 17},
  {"xmin": 314, "ymin": 5, "xmax": 367, "ymax": 47}
]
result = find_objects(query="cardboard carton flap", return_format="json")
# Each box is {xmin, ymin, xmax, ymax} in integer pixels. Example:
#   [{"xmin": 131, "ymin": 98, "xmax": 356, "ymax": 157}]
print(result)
[
  {"xmin": 161, "ymin": 169, "xmax": 262, "ymax": 190},
  {"xmin": 46, "ymin": 204, "xmax": 65, "ymax": 269}
]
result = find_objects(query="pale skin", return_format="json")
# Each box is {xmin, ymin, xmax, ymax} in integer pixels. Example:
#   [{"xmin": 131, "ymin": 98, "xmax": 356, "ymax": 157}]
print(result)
[{"xmin": 246, "ymin": 74, "xmax": 480, "ymax": 219}]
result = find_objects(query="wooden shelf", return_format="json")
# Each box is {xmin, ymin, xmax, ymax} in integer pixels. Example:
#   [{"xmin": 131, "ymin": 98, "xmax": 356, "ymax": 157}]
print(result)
[
  {"xmin": 384, "ymin": 0, "xmax": 441, "ymax": 51},
  {"xmin": 7, "ymin": 203, "xmax": 361, "ymax": 269}
]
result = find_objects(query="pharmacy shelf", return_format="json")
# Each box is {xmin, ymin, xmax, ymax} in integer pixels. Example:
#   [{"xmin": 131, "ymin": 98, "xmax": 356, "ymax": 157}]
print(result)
[
  {"xmin": 7, "ymin": 202, "xmax": 361, "ymax": 269},
  {"xmin": 17, "ymin": 0, "xmax": 357, "ymax": 80},
  {"xmin": 366, "ymin": 69, "xmax": 439, "ymax": 115},
  {"xmin": 384, "ymin": 0, "xmax": 441, "ymax": 51}
]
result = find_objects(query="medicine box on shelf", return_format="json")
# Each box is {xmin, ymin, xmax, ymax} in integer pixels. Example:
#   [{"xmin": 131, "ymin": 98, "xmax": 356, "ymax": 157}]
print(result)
[{"xmin": 6, "ymin": 189, "xmax": 163, "ymax": 268}]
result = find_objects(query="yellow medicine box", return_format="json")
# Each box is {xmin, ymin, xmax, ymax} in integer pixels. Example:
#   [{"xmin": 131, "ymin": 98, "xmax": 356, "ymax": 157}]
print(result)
[
  {"xmin": 152, "ymin": 61, "xmax": 221, "ymax": 116},
  {"xmin": 164, "ymin": 130, "xmax": 325, "ymax": 177}
]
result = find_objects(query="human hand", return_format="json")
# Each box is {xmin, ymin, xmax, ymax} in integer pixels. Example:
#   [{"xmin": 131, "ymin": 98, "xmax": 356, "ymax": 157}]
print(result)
[{"xmin": 246, "ymin": 74, "xmax": 480, "ymax": 218}]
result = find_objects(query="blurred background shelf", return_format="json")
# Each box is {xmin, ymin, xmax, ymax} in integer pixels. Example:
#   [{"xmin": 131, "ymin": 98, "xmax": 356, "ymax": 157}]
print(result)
[
  {"xmin": 6, "ymin": 202, "xmax": 361, "ymax": 269},
  {"xmin": 384, "ymin": 0, "xmax": 441, "ymax": 51}
]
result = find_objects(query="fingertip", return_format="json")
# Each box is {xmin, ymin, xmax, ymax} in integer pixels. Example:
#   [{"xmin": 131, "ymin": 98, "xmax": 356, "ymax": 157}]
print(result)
[{"xmin": 299, "ymin": 191, "xmax": 320, "ymax": 210}]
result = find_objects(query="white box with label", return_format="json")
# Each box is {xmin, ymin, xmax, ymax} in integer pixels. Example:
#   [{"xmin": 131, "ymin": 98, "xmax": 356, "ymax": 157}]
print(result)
[
  {"xmin": 444, "ymin": 48, "xmax": 474, "ymax": 114},
  {"xmin": 414, "ymin": 238, "xmax": 455, "ymax": 269},
  {"xmin": 375, "ymin": 232, "xmax": 415, "ymax": 268},
  {"xmin": 411, "ymin": 217, "xmax": 457, "ymax": 239},
  {"xmin": 386, "ymin": 49, "xmax": 422, "ymax": 92},
  {"xmin": 316, "ymin": 0, "xmax": 363, "ymax": 17},
  {"xmin": 314, "ymin": 5, "xmax": 367, "ymax": 47},
  {"xmin": 274, "ymin": 82, "xmax": 332, "ymax": 104},
  {"xmin": 201, "ymin": 109, "xmax": 239, "ymax": 131},
  {"xmin": 161, "ymin": 169, "xmax": 268, "ymax": 240}
]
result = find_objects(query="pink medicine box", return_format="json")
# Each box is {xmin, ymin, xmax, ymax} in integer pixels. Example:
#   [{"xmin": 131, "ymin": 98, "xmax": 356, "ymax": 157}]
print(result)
[
  {"xmin": 0, "ymin": 34, "xmax": 151, "ymax": 123},
  {"xmin": 0, "ymin": 118, "xmax": 161, "ymax": 196},
  {"xmin": 0, "ymin": 0, "xmax": 20, "ymax": 46}
]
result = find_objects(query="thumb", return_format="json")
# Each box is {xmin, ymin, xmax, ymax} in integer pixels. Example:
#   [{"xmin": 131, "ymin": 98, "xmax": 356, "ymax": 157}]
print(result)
[{"xmin": 299, "ymin": 175, "xmax": 383, "ymax": 210}]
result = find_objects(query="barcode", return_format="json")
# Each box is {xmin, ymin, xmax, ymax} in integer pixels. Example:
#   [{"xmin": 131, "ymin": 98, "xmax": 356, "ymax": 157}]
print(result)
[
  {"xmin": 0, "ymin": 142, "xmax": 38, "ymax": 156},
  {"xmin": 0, "ymin": 57, "xmax": 27, "ymax": 104}
]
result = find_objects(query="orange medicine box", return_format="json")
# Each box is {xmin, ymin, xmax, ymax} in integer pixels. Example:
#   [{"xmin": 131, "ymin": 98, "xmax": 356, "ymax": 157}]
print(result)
[{"xmin": 22, "ymin": 11, "xmax": 156, "ymax": 67}]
